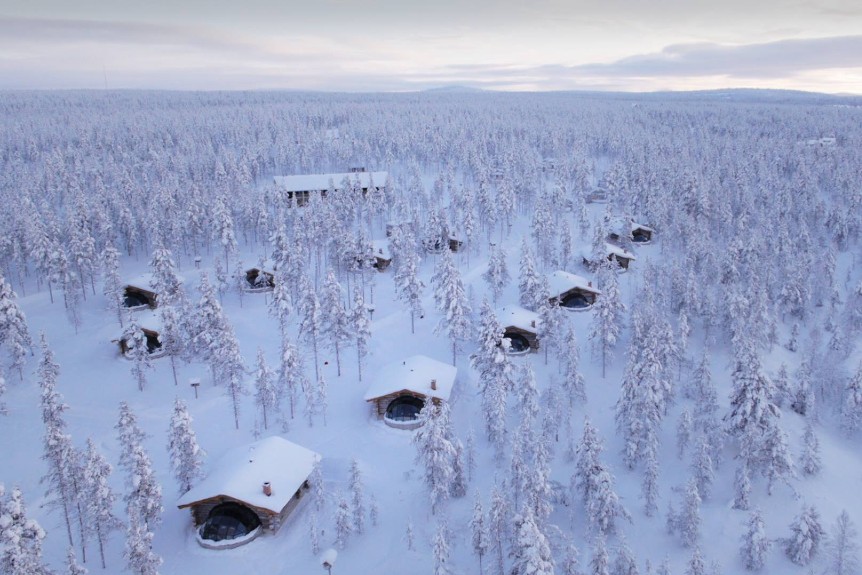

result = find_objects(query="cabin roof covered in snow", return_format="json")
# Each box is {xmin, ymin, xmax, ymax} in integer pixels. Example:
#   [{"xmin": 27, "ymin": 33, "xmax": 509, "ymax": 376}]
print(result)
[
  {"xmin": 547, "ymin": 270, "xmax": 601, "ymax": 297},
  {"xmin": 272, "ymin": 171, "xmax": 388, "ymax": 193},
  {"xmin": 364, "ymin": 355, "xmax": 457, "ymax": 402},
  {"xmin": 120, "ymin": 311, "xmax": 162, "ymax": 334},
  {"xmin": 607, "ymin": 216, "xmax": 654, "ymax": 235},
  {"xmin": 498, "ymin": 304, "xmax": 540, "ymax": 333},
  {"xmin": 606, "ymin": 242, "xmax": 637, "ymax": 260},
  {"xmin": 371, "ymin": 240, "xmax": 392, "ymax": 259},
  {"xmin": 176, "ymin": 436, "xmax": 320, "ymax": 514}
]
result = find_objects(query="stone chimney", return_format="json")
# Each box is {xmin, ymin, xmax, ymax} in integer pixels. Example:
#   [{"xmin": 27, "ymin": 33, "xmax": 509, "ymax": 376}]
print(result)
[
  {"xmin": 263, "ymin": 482, "xmax": 272, "ymax": 496},
  {"xmin": 431, "ymin": 379, "xmax": 437, "ymax": 391}
]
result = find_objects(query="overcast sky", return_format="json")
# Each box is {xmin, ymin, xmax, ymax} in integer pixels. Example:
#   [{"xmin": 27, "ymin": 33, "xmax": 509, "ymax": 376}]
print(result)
[{"xmin": 2, "ymin": 0, "xmax": 861, "ymax": 93}]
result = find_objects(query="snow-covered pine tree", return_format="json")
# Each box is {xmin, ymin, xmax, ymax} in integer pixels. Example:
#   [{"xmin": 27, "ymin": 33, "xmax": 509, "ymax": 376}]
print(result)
[
  {"xmin": 333, "ymin": 492, "xmax": 352, "ymax": 549},
  {"xmin": 37, "ymin": 334, "xmax": 82, "ymax": 552},
  {"xmin": 842, "ymin": 363, "xmax": 862, "ymax": 435},
  {"xmin": 413, "ymin": 401, "xmax": 457, "ymax": 514},
  {"xmin": 509, "ymin": 506, "xmax": 555, "ymax": 575},
  {"xmin": 676, "ymin": 409, "xmax": 693, "ymax": 460},
  {"xmin": 320, "ymin": 269, "xmax": 351, "ymax": 377},
  {"xmin": 488, "ymin": 485, "xmax": 511, "ymax": 575},
  {"xmin": 348, "ymin": 458, "xmax": 365, "ymax": 535},
  {"xmin": 148, "ymin": 241, "xmax": 183, "ymax": 306},
  {"xmin": 268, "ymin": 268, "xmax": 292, "ymax": 337},
  {"xmin": 518, "ymin": 239, "xmax": 543, "ymax": 310},
  {"xmin": 122, "ymin": 313, "xmax": 152, "ymax": 392},
  {"xmin": 123, "ymin": 502, "xmax": 162, "ymax": 575},
  {"xmin": 0, "ymin": 485, "xmax": 53, "ymax": 575},
  {"xmin": 612, "ymin": 540, "xmax": 639, "ymax": 575},
  {"xmin": 483, "ymin": 243, "xmax": 510, "ymax": 304},
  {"xmin": 433, "ymin": 519, "xmax": 452, "ymax": 575},
  {"xmin": 825, "ymin": 510, "xmax": 860, "ymax": 575},
  {"xmin": 561, "ymin": 327, "xmax": 587, "ymax": 406},
  {"xmin": 350, "ymin": 287, "xmax": 371, "ymax": 382},
  {"xmin": 65, "ymin": 546, "xmax": 87, "ymax": 575},
  {"xmin": 276, "ymin": 335, "xmax": 307, "ymax": 423},
  {"xmin": 684, "ymin": 547, "xmax": 705, "ymax": 575},
  {"xmin": 732, "ymin": 460, "xmax": 752, "ymax": 511},
  {"xmin": 537, "ymin": 285, "xmax": 564, "ymax": 364},
  {"xmin": 167, "ymin": 398, "xmax": 204, "ymax": 495},
  {"xmin": 81, "ymin": 438, "xmax": 120, "ymax": 569},
  {"xmin": 157, "ymin": 305, "xmax": 185, "ymax": 386},
  {"xmin": 102, "ymin": 240, "xmax": 125, "ymax": 327},
  {"xmin": 561, "ymin": 541, "xmax": 584, "ymax": 575},
  {"xmin": 471, "ymin": 300, "xmax": 514, "ymax": 458},
  {"xmin": 212, "ymin": 197, "xmax": 238, "ymax": 271},
  {"xmin": 590, "ymin": 259, "xmax": 624, "ymax": 378},
  {"xmin": 116, "ymin": 403, "xmax": 162, "ymax": 530},
  {"xmin": 739, "ymin": 508, "xmax": 769, "ymax": 571},
  {"xmin": 470, "ymin": 491, "xmax": 488, "ymax": 573},
  {"xmin": 296, "ymin": 271, "xmax": 323, "ymax": 383},
  {"xmin": 800, "ymin": 420, "xmax": 821, "ymax": 476},
  {"xmin": 390, "ymin": 224, "xmax": 424, "ymax": 334},
  {"xmin": 690, "ymin": 436, "xmax": 714, "ymax": 501},
  {"xmin": 253, "ymin": 348, "xmax": 277, "ymax": 430},
  {"xmin": 590, "ymin": 534, "xmax": 611, "ymax": 575},
  {"xmin": 431, "ymin": 247, "xmax": 472, "ymax": 365},
  {"xmin": 0, "ymin": 273, "xmax": 33, "ymax": 379},
  {"xmin": 785, "ymin": 504, "xmax": 824, "ymax": 566},
  {"xmin": 678, "ymin": 478, "xmax": 701, "ymax": 548}
]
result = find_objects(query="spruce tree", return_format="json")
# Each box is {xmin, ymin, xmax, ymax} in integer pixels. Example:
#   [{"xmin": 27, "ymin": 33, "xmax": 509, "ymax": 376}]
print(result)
[
  {"xmin": 81, "ymin": 438, "xmax": 120, "ymax": 569},
  {"xmin": 740, "ymin": 508, "xmax": 769, "ymax": 571},
  {"xmin": 431, "ymin": 247, "xmax": 472, "ymax": 365},
  {"xmin": 786, "ymin": 505, "xmax": 824, "ymax": 566},
  {"xmin": 167, "ymin": 398, "xmax": 204, "ymax": 495},
  {"xmin": 253, "ymin": 348, "xmax": 276, "ymax": 430},
  {"xmin": 0, "ymin": 486, "xmax": 53, "ymax": 575},
  {"xmin": 825, "ymin": 510, "xmax": 860, "ymax": 575}
]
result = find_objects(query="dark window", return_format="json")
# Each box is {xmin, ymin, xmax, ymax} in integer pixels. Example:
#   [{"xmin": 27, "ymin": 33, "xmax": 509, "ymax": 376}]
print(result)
[
  {"xmin": 385, "ymin": 396, "xmax": 425, "ymax": 421},
  {"xmin": 632, "ymin": 229, "xmax": 651, "ymax": 243},
  {"xmin": 124, "ymin": 290, "xmax": 150, "ymax": 308},
  {"xmin": 144, "ymin": 332, "xmax": 162, "ymax": 354},
  {"xmin": 561, "ymin": 292, "xmax": 591, "ymax": 309},
  {"xmin": 200, "ymin": 502, "xmax": 261, "ymax": 542},
  {"xmin": 504, "ymin": 332, "xmax": 530, "ymax": 353}
]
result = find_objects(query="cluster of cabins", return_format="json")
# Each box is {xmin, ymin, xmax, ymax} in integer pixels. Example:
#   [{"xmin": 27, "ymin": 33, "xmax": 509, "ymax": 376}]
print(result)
[{"xmin": 117, "ymin": 171, "xmax": 655, "ymax": 551}]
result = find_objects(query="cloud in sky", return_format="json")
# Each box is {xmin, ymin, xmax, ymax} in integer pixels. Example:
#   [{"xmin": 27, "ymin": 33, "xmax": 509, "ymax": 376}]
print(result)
[{"xmin": 1, "ymin": 8, "xmax": 862, "ymax": 93}]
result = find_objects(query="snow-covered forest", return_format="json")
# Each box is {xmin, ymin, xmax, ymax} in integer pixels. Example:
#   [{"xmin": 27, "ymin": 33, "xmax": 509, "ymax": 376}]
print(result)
[{"xmin": 1, "ymin": 90, "xmax": 862, "ymax": 575}]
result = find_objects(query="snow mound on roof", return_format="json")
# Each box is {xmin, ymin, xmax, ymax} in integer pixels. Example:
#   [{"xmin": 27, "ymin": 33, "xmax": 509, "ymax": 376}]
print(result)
[{"xmin": 177, "ymin": 436, "xmax": 319, "ymax": 514}]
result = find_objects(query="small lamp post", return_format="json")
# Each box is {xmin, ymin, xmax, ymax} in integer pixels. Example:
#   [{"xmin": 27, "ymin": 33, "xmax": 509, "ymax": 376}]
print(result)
[
  {"xmin": 190, "ymin": 378, "xmax": 201, "ymax": 399},
  {"xmin": 321, "ymin": 549, "xmax": 337, "ymax": 575}
]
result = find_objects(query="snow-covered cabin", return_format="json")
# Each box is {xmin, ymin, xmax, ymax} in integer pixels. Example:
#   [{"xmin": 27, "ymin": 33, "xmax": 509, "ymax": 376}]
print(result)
[
  {"xmin": 272, "ymin": 171, "xmax": 387, "ymax": 206},
  {"xmin": 547, "ymin": 270, "xmax": 601, "ymax": 311},
  {"xmin": 370, "ymin": 240, "xmax": 392, "ymax": 271},
  {"xmin": 606, "ymin": 243, "xmax": 637, "ymax": 269},
  {"xmin": 586, "ymin": 188, "xmax": 608, "ymax": 204},
  {"xmin": 364, "ymin": 355, "xmax": 457, "ymax": 429},
  {"xmin": 244, "ymin": 267, "xmax": 275, "ymax": 292},
  {"xmin": 581, "ymin": 243, "xmax": 637, "ymax": 271},
  {"xmin": 498, "ymin": 305, "xmax": 541, "ymax": 353},
  {"xmin": 177, "ymin": 436, "xmax": 320, "ymax": 549},
  {"xmin": 115, "ymin": 312, "xmax": 164, "ymax": 358},
  {"xmin": 608, "ymin": 217, "xmax": 655, "ymax": 245},
  {"xmin": 123, "ymin": 277, "xmax": 158, "ymax": 310}
]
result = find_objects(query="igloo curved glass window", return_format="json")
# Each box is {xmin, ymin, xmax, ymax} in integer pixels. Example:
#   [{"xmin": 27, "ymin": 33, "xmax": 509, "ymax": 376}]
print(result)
[
  {"xmin": 504, "ymin": 332, "xmax": 530, "ymax": 353},
  {"xmin": 200, "ymin": 502, "xmax": 261, "ymax": 542},
  {"xmin": 386, "ymin": 396, "xmax": 425, "ymax": 421},
  {"xmin": 561, "ymin": 292, "xmax": 591, "ymax": 309},
  {"xmin": 124, "ymin": 290, "xmax": 150, "ymax": 308},
  {"xmin": 632, "ymin": 229, "xmax": 651, "ymax": 243}
]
